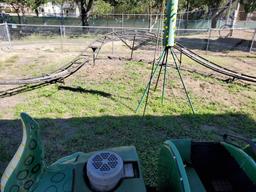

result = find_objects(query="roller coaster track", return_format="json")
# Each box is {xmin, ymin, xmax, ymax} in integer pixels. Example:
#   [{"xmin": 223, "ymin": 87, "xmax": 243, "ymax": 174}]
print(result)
[
  {"xmin": 0, "ymin": 31, "xmax": 119, "ymax": 97},
  {"xmin": 0, "ymin": 55, "xmax": 87, "ymax": 97},
  {"xmin": 85, "ymin": 32, "xmax": 256, "ymax": 84},
  {"xmin": 113, "ymin": 31, "xmax": 256, "ymax": 84},
  {"xmin": 0, "ymin": 31, "xmax": 120, "ymax": 86},
  {"xmin": 0, "ymin": 31, "xmax": 255, "ymax": 98},
  {"xmin": 0, "ymin": 31, "xmax": 128, "ymax": 87},
  {"xmin": 0, "ymin": 55, "xmax": 88, "ymax": 85},
  {"xmin": 174, "ymin": 43, "xmax": 256, "ymax": 83}
]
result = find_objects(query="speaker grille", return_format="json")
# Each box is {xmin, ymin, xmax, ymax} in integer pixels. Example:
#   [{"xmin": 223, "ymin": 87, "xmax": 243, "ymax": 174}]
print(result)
[{"xmin": 87, "ymin": 151, "xmax": 123, "ymax": 191}]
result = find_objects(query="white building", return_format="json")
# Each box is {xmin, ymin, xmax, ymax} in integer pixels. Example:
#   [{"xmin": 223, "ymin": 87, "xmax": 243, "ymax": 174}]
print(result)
[{"xmin": 39, "ymin": 2, "xmax": 80, "ymax": 17}]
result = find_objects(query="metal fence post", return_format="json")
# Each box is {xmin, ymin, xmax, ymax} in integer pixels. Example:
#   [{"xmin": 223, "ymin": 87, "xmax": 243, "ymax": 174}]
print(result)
[
  {"xmin": 122, "ymin": 13, "xmax": 124, "ymax": 33},
  {"xmin": 60, "ymin": 25, "xmax": 63, "ymax": 51},
  {"xmin": 250, "ymin": 29, "xmax": 256, "ymax": 53},
  {"xmin": 178, "ymin": 13, "xmax": 182, "ymax": 35},
  {"xmin": 62, "ymin": 25, "xmax": 66, "ymax": 38},
  {"xmin": 5, "ymin": 22, "xmax": 11, "ymax": 48},
  {"xmin": 112, "ymin": 28, "xmax": 114, "ymax": 55},
  {"xmin": 206, "ymin": 27, "xmax": 212, "ymax": 53}
]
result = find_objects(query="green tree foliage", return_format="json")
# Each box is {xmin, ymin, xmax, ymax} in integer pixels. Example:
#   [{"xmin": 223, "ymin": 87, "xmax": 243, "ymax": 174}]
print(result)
[
  {"xmin": 93, "ymin": 0, "xmax": 113, "ymax": 15},
  {"xmin": 241, "ymin": 0, "xmax": 256, "ymax": 13},
  {"xmin": 2, "ymin": 0, "xmax": 28, "ymax": 23},
  {"xmin": 178, "ymin": 0, "xmax": 229, "ymax": 28},
  {"xmin": 103, "ymin": 0, "xmax": 162, "ymax": 14},
  {"xmin": 112, "ymin": 0, "xmax": 145, "ymax": 13}
]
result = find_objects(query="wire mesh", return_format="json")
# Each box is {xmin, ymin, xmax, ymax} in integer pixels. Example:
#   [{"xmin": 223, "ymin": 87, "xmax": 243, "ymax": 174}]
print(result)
[
  {"xmin": 0, "ymin": 21, "xmax": 255, "ymax": 53},
  {"xmin": 0, "ymin": 23, "xmax": 8, "ymax": 41}
]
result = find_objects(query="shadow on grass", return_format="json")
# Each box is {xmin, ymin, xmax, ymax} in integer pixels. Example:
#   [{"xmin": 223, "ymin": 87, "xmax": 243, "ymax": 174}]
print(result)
[
  {"xmin": 58, "ymin": 85, "xmax": 112, "ymax": 98},
  {"xmin": 58, "ymin": 85, "xmax": 134, "ymax": 111},
  {"xmin": 0, "ymin": 113, "xmax": 255, "ymax": 186}
]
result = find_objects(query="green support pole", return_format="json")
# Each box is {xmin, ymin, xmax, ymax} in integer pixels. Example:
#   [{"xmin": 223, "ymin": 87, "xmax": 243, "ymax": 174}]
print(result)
[
  {"xmin": 154, "ymin": 65, "xmax": 164, "ymax": 91},
  {"xmin": 163, "ymin": 0, "xmax": 178, "ymax": 47},
  {"xmin": 142, "ymin": 51, "xmax": 167, "ymax": 115},
  {"xmin": 135, "ymin": 50, "xmax": 165, "ymax": 113},
  {"xmin": 171, "ymin": 49, "xmax": 195, "ymax": 114},
  {"xmin": 136, "ymin": 0, "xmax": 195, "ymax": 114},
  {"xmin": 161, "ymin": 48, "xmax": 169, "ymax": 104},
  {"xmin": 172, "ymin": 49, "xmax": 181, "ymax": 65}
]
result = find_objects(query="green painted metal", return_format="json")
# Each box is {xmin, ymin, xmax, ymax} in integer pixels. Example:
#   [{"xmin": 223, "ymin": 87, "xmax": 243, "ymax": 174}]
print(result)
[
  {"xmin": 171, "ymin": 49, "xmax": 195, "ymax": 114},
  {"xmin": 163, "ymin": 0, "xmax": 178, "ymax": 47},
  {"xmin": 135, "ymin": 0, "xmax": 195, "ymax": 114},
  {"xmin": 135, "ymin": 49, "xmax": 166, "ymax": 113},
  {"xmin": 1, "ymin": 113, "xmax": 45, "ymax": 192},
  {"xmin": 161, "ymin": 50, "xmax": 169, "ymax": 104},
  {"xmin": 222, "ymin": 142, "xmax": 256, "ymax": 184},
  {"xmin": 185, "ymin": 167, "xmax": 206, "ymax": 192},
  {"xmin": 243, "ymin": 139, "xmax": 256, "ymax": 161},
  {"xmin": 159, "ymin": 139, "xmax": 256, "ymax": 192},
  {"xmin": 171, "ymin": 139, "xmax": 206, "ymax": 192},
  {"xmin": 171, "ymin": 139, "xmax": 191, "ymax": 164},
  {"xmin": 33, "ymin": 146, "xmax": 146, "ymax": 192},
  {"xmin": 1, "ymin": 113, "xmax": 146, "ymax": 192},
  {"xmin": 158, "ymin": 140, "xmax": 191, "ymax": 192}
]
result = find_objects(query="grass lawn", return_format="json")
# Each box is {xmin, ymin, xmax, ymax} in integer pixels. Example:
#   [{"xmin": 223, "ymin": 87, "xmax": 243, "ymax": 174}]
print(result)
[{"xmin": 0, "ymin": 40, "xmax": 256, "ymax": 187}]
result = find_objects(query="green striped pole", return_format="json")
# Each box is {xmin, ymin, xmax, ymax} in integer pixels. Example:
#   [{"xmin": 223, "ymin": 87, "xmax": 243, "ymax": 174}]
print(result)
[{"xmin": 163, "ymin": 0, "xmax": 178, "ymax": 47}]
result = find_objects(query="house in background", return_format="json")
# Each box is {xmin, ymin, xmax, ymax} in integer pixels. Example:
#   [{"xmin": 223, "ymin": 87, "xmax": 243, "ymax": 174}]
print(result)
[{"xmin": 39, "ymin": 2, "xmax": 80, "ymax": 17}]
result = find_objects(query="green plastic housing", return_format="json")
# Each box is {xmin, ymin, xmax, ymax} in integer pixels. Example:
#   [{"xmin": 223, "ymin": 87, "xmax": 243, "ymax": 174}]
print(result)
[
  {"xmin": 0, "ymin": 113, "xmax": 146, "ymax": 192},
  {"xmin": 33, "ymin": 146, "xmax": 146, "ymax": 192},
  {"xmin": 163, "ymin": 0, "xmax": 179, "ymax": 47},
  {"xmin": 243, "ymin": 139, "xmax": 256, "ymax": 161},
  {"xmin": 158, "ymin": 139, "xmax": 256, "ymax": 192}
]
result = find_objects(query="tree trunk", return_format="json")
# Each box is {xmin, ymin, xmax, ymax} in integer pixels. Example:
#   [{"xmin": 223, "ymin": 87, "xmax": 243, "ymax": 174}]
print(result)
[
  {"xmin": 211, "ymin": 16, "xmax": 218, "ymax": 28},
  {"xmin": 81, "ymin": 5, "xmax": 89, "ymax": 26},
  {"xmin": 80, "ymin": 0, "xmax": 93, "ymax": 27},
  {"xmin": 17, "ymin": 12, "xmax": 22, "ymax": 24},
  {"xmin": 210, "ymin": 0, "xmax": 234, "ymax": 29},
  {"xmin": 21, "ymin": 7, "xmax": 25, "ymax": 24},
  {"xmin": 11, "ymin": 4, "xmax": 22, "ymax": 24},
  {"xmin": 210, "ymin": 6, "xmax": 219, "ymax": 29},
  {"xmin": 35, "ymin": 9, "xmax": 39, "ymax": 17}
]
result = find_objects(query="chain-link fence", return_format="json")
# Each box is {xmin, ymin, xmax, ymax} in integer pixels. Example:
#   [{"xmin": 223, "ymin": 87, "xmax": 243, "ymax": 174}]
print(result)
[
  {"xmin": 0, "ymin": 22, "xmax": 255, "ymax": 53},
  {"xmin": 2, "ymin": 9, "xmax": 256, "ymax": 28},
  {"xmin": 176, "ymin": 28, "xmax": 256, "ymax": 52}
]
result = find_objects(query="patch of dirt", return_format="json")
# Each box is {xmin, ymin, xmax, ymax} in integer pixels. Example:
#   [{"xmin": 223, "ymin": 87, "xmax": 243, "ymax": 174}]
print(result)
[
  {"xmin": 68, "ymin": 56, "xmax": 125, "ymax": 85},
  {"xmin": 186, "ymin": 78, "xmax": 246, "ymax": 108},
  {"xmin": 0, "ymin": 95, "xmax": 25, "ymax": 119}
]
